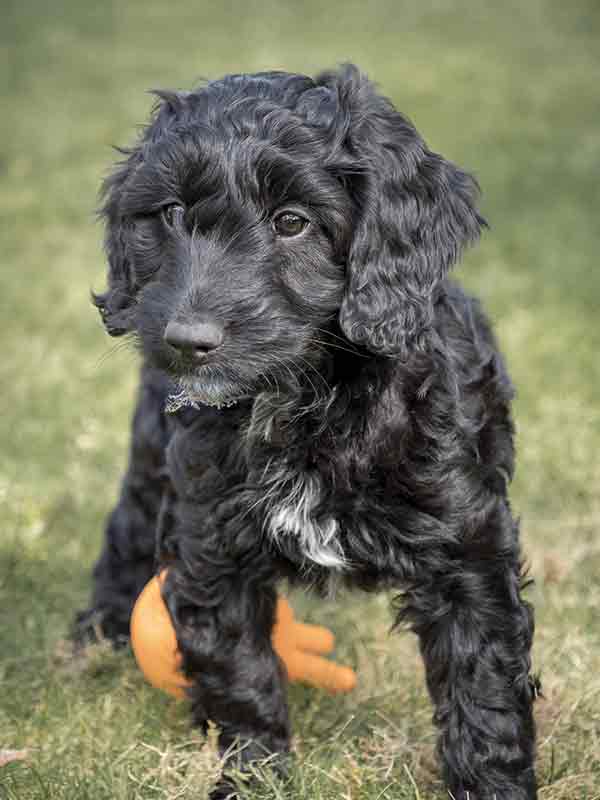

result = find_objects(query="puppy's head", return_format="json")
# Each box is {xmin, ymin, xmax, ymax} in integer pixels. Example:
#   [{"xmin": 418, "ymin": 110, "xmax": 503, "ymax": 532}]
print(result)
[{"xmin": 96, "ymin": 65, "xmax": 483, "ymax": 408}]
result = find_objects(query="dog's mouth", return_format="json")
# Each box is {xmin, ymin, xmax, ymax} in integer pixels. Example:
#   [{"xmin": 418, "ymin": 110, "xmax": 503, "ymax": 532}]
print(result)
[
  {"xmin": 165, "ymin": 370, "xmax": 252, "ymax": 413},
  {"xmin": 165, "ymin": 386, "xmax": 244, "ymax": 413}
]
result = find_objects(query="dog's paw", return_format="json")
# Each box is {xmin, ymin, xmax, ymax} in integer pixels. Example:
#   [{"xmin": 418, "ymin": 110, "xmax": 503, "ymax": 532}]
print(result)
[
  {"xmin": 71, "ymin": 607, "xmax": 130, "ymax": 651},
  {"xmin": 209, "ymin": 781, "xmax": 239, "ymax": 800}
]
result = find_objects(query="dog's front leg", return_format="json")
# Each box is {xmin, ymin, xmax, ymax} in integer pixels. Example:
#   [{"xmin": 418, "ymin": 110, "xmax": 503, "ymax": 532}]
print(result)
[
  {"xmin": 73, "ymin": 367, "xmax": 173, "ymax": 646},
  {"xmin": 399, "ymin": 507, "xmax": 537, "ymax": 800},
  {"xmin": 162, "ymin": 558, "xmax": 291, "ymax": 798}
]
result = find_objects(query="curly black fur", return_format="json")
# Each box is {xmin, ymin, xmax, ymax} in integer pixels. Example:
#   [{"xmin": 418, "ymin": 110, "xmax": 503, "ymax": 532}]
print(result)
[{"xmin": 75, "ymin": 65, "xmax": 538, "ymax": 798}]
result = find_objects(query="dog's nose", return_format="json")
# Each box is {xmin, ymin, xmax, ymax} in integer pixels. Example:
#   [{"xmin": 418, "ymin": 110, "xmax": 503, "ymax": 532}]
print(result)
[{"xmin": 164, "ymin": 319, "xmax": 224, "ymax": 359}]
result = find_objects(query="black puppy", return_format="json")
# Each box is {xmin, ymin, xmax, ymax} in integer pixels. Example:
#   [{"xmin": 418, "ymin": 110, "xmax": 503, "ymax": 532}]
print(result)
[{"xmin": 77, "ymin": 65, "xmax": 538, "ymax": 799}]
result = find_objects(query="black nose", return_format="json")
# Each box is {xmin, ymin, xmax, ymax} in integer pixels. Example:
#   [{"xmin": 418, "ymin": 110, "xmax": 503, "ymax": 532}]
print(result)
[{"xmin": 164, "ymin": 319, "xmax": 224, "ymax": 359}]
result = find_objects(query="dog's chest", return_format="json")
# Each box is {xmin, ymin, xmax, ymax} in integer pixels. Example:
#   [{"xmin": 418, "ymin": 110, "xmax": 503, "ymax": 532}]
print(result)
[
  {"xmin": 246, "ymin": 397, "xmax": 347, "ymax": 570},
  {"xmin": 262, "ymin": 467, "xmax": 346, "ymax": 569}
]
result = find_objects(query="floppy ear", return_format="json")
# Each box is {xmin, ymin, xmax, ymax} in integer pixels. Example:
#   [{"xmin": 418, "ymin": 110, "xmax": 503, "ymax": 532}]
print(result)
[
  {"xmin": 93, "ymin": 90, "xmax": 188, "ymax": 336},
  {"xmin": 318, "ymin": 65, "xmax": 485, "ymax": 358},
  {"xmin": 92, "ymin": 157, "xmax": 139, "ymax": 337}
]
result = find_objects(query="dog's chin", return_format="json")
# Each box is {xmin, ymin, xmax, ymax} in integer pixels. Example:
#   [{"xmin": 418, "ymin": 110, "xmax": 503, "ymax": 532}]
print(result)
[{"xmin": 166, "ymin": 371, "xmax": 252, "ymax": 413}]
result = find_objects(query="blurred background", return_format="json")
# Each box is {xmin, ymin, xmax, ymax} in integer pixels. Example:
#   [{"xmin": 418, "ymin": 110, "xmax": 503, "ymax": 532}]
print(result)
[{"xmin": 1, "ymin": 1, "xmax": 599, "ymax": 797}]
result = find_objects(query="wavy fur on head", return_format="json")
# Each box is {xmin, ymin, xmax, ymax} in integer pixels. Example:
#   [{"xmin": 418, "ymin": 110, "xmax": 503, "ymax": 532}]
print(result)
[{"xmin": 77, "ymin": 65, "xmax": 538, "ymax": 799}]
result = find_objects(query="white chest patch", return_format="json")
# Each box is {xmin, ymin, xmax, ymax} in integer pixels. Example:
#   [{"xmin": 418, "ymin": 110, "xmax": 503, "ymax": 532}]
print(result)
[{"xmin": 264, "ymin": 472, "xmax": 346, "ymax": 570}]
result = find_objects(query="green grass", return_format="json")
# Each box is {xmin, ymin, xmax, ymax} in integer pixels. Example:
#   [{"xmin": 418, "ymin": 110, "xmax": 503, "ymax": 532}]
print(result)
[{"xmin": 1, "ymin": 0, "xmax": 599, "ymax": 797}]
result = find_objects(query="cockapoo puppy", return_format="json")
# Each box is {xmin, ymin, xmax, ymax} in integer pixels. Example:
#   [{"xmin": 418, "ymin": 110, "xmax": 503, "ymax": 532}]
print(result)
[{"xmin": 76, "ymin": 65, "xmax": 538, "ymax": 799}]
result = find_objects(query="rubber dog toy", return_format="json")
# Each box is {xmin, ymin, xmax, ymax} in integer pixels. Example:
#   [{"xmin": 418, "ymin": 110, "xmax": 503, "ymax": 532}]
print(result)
[{"xmin": 131, "ymin": 571, "xmax": 357, "ymax": 697}]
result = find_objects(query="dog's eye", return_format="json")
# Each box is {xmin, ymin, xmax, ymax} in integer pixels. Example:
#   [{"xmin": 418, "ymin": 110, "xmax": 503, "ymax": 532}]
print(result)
[
  {"xmin": 162, "ymin": 204, "xmax": 185, "ymax": 229},
  {"xmin": 273, "ymin": 211, "xmax": 309, "ymax": 238}
]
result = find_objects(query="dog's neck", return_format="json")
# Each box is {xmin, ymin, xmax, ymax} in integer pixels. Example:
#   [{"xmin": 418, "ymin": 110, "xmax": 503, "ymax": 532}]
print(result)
[{"xmin": 245, "ymin": 347, "xmax": 398, "ymax": 450}]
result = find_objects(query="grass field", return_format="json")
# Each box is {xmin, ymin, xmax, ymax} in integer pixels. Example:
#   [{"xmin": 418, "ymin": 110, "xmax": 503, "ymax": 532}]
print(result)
[{"xmin": 1, "ymin": 1, "xmax": 599, "ymax": 797}]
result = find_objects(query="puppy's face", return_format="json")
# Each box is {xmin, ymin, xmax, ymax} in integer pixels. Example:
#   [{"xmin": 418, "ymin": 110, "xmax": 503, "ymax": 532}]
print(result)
[
  {"xmin": 97, "ymin": 67, "xmax": 483, "ymax": 406},
  {"xmin": 138, "ymin": 183, "xmax": 348, "ymax": 409}
]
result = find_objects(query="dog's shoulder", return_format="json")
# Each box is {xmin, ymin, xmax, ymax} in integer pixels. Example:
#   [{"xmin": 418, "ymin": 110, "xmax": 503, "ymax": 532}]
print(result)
[{"xmin": 435, "ymin": 279, "xmax": 515, "ymax": 404}]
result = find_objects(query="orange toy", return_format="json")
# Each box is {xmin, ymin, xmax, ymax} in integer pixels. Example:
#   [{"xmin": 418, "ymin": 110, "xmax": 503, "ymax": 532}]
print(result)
[{"xmin": 130, "ymin": 572, "xmax": 357, "ymax": 697}]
